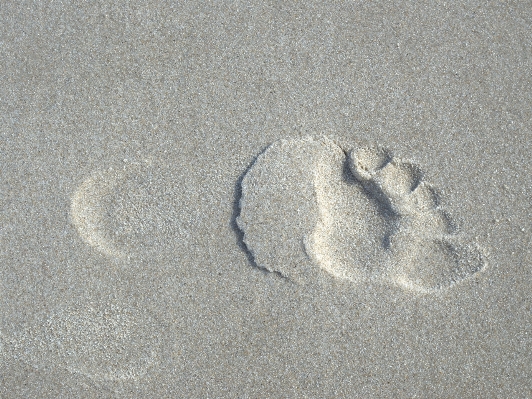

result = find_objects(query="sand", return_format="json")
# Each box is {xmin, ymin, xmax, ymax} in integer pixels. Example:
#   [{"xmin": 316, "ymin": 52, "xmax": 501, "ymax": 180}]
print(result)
[{"xmin": 1, "ymin": 1, "xmax": 531, "ymax": 397}]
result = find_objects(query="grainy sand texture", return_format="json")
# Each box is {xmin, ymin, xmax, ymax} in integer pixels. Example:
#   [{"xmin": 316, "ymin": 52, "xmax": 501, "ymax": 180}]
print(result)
[{"xmin": 1, "ymin": 1, "xmax": 531, "ymax": 397}]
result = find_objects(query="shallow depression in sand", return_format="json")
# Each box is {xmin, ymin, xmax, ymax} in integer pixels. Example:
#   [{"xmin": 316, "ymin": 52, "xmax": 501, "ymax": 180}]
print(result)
[
  {"xmin": 5, "ymin": 303, "xmax": 166, "ymax": 381},
  {"xmin": 71, "ymin": 160, "xmax": 191, "ymax": 260},
  {"xmin": 237, "ymin": 136, "xmax": 487, "ymax": 293}
]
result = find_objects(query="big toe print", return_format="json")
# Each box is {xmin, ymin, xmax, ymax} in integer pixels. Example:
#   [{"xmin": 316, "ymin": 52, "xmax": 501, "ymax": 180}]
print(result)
[{"xmin": 237, "ymin": 136, "xmax": 487, "ymax": 293}]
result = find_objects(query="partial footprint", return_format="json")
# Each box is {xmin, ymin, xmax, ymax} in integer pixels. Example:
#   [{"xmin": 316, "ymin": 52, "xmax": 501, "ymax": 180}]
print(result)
[
  {"xmin": 71, "ymin": 159, "xmax": 189, "ymax": 260},
  {"xmin": 349, "ymin": 146, "xmax": 486, "ymax": 292},
  {"xmin": 237, "ymin": 136, "xmax": 486, "ymax": 293},
  {"xmin": 4, "ymin": 302, "xmax": 167, "ymax": 381}
]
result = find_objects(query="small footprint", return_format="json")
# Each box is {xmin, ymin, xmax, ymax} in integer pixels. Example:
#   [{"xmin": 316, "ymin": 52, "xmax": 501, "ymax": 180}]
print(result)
[
  {"xmin": 3, "ymin": 302, "xmax": 167, "ymax": 381},
  {"xmin": 237, "ymin": 136, "xmax": 486, "ymax": 293},
  {"xmin": 71, "ymin": 159, "xmax": 189, "ymax": 260}
]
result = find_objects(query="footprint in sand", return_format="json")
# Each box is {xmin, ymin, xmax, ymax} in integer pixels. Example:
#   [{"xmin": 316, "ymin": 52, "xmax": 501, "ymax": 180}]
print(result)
[
  {"xmin": 236, "ymin": 136, "xmax": 486, "ymax": 293},
  {"xmin": 70, "ymin": 159, "xmax": 189, "ymax": 260},
  {"xmin": 4, "ymin": 302, "xmax": 167, "ymax": 381}
]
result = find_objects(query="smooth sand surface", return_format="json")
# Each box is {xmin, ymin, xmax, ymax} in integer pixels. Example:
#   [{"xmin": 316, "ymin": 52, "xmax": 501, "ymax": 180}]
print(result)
[{"xmin": 1, "ymin": 1, "xmax": 531, "ymax": 397}]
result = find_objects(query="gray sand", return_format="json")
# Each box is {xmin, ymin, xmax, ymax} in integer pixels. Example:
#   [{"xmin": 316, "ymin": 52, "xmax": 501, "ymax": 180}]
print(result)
[{"xmin": 1, "ymin": 1, "xmax": 531, "ymax": 397}]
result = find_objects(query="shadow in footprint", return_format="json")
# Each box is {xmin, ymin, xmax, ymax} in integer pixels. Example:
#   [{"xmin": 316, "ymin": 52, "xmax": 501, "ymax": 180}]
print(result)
[
  {"xmin": 231, "ymin": 146, "xmax": 290, "ymax": 281},
  {"xmin": 340, "ymin": 152, "xmax": 399, "ymax": 251}
]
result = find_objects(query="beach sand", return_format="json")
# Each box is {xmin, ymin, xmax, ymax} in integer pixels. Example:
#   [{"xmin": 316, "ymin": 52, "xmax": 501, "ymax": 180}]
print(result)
[{"xmin": 1, "ymin": 1, "xmax": 531, "ymax": 397}]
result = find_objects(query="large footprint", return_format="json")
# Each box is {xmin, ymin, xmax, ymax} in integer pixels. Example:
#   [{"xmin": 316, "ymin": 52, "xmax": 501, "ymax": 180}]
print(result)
[{"xmin": 237, "ymin": 136, "xmax": 486, "ymax": 293}]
